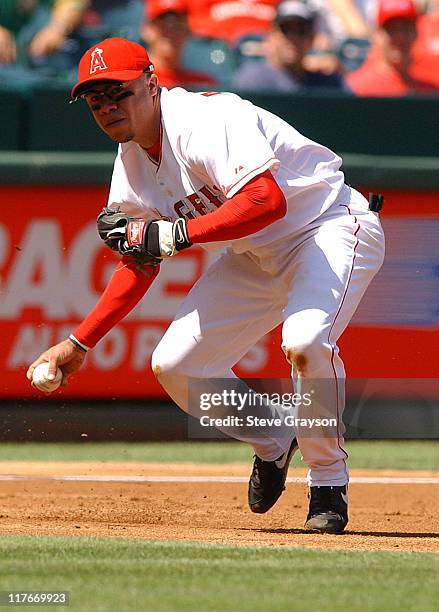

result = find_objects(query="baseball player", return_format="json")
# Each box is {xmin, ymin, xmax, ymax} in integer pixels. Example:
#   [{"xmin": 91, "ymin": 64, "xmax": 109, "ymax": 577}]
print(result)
[{"xmin": 26, "ymin": 37, "xmax": 385, "ymax": 533}]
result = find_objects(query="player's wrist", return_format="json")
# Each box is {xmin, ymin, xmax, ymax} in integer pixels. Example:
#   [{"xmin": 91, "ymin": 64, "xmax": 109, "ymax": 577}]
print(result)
[
  {"xmin": 68, "ymin": 334, "xmax": 89, "ymax": 352},
  {"xmin": 171, "ymin": 218, "xmax": 192, "ymax": 251},
  {"xmin": 143, "ymin": 218, "xmax": 191, "ymax": 257}
]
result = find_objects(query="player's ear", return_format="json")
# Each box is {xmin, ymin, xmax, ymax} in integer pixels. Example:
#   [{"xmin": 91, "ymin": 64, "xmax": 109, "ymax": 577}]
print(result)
[{"xmin": 147, "ymin": 73, "xmax": 160, "ymax": 97}]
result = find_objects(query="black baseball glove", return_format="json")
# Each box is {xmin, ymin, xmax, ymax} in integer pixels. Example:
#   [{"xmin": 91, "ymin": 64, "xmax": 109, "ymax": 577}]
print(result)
[{"xmin": 96, "ymin": 207, "xmax": 191, "ymax": 264}]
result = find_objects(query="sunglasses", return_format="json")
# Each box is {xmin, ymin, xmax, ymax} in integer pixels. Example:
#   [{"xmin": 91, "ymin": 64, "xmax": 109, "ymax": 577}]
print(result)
[
  {"xmin": 80, "ymin": 83, "xmax": 135, "ymax": 111},
  {"xmin": 70, "ymin": 69, "xmax": 153, "ymax": 108}
]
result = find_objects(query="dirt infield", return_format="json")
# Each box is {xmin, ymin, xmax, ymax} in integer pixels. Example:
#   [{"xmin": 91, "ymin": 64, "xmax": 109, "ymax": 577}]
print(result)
[{"xmin": 0, "ymin": 462, "xmax": 438, "ymax": 553}]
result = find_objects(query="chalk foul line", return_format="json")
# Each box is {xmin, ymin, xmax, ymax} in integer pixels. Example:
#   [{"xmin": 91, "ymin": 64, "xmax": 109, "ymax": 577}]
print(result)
[{"xmin": 0, "ymin": 475, "xmax": 438, "ymax": 484}]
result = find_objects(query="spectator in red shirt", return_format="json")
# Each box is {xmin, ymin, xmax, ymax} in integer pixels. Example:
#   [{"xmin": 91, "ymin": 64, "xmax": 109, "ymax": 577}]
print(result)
[
  {"xmin": 141, "ymin": 0, "xmax": 217, "ymax": 89},
  {"xmin": 347, "ymin": 0, "xmax": 439, "ymax": 95},
  {"xmin": 412, "ymin": 0, "xmax": 439, "ymax": 87},
  {"xmin": 187, "ymin": 0, "xmax": 279, "ymax": 47}
]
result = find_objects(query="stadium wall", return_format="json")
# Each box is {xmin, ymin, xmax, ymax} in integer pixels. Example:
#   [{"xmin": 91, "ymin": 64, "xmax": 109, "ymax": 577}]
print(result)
[{"xmin": 1, "ymin": 90, "xmax": 439, "ymax": 439}]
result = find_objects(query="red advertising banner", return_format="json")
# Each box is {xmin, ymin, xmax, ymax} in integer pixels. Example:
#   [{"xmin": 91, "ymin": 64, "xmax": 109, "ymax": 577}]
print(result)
[{"xmin": 1, "ymin": 186, "xmax": 439, "ymax": 399}]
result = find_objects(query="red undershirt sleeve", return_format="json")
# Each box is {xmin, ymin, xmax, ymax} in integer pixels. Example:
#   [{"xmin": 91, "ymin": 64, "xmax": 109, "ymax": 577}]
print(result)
[
  {"xmin": 71, "ymin": 257, "xmax": 159, "ymax": 349},
  {"xmin": 186, "ymin": 170, "xmax": 287, "ymax": 244},
  {"xmin": 70, "ymin": 171, "xmax": 284, "ymax": 349}
]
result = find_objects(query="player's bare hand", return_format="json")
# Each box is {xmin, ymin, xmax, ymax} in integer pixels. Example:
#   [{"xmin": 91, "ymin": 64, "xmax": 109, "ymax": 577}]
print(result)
[
  {"xmin": 29, "ymin": 25, "xmax": 66, "ymax": 57},
  {"xmin": 26, "ymin": 339, "xmax": 86, "ymax": 387},
  {"xmin": 0, "ymin": 26, "xmax": 16, "ymax": 64}
]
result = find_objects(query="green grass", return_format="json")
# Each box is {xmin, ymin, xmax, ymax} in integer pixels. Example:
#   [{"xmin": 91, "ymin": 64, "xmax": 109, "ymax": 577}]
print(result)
[
  {"xmin": 345, "ymin": 440, "xmax": 439, "ymax": 471},
  {"xmin": 0, "ymin": 441, "xmax": 438, "ymax": 470},
  {"xmin": 0, "ymin": 536, "xmax": 437, "ymax": 611},
  {"xmin": 0, "ymin": 441, "xmax": 253, "ymax": 464}
]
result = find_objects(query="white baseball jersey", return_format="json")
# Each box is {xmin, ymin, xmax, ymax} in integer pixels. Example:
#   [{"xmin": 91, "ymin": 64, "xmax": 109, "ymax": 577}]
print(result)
[
  {"xmin": 108, "ymin": 87, "xmax": 348, "ymax": 253},
  {"xmin": 106, "ymin": 86, "xmax": 385, "ymax": 488}
]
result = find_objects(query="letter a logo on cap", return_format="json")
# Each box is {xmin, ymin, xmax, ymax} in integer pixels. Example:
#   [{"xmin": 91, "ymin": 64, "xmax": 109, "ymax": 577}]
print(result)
[{"xmin": 90, "ymin": 47, "xmax": 108, "ymax": 74}]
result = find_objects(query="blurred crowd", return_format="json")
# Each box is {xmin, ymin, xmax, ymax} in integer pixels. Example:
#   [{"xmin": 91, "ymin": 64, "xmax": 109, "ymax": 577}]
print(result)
[{"xmin": 1, "ymin": 0, "xmax": 439, "ymax": 96}]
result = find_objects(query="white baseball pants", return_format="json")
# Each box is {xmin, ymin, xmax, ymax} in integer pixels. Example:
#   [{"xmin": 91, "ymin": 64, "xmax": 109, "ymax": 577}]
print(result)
[{"xmin": 151, "ymin": 188, "xmax": 385, "ymax": 486}]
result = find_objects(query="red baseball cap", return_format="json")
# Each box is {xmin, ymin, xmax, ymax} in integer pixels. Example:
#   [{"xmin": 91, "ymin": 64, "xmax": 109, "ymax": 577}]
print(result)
[
  {"xmin": 71, "ymin": 38, "xmax": 154, "ymax": 99},
  {"xmin": 377, "ymin": 0, "xmax": 418, "ymax": 27},
  {"xmin": 147, "ymin": 0, "xmax": 187, "ymax": 21}
]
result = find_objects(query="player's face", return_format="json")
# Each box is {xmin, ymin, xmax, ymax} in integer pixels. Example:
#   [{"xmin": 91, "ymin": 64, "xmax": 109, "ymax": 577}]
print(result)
[{"xmin": 83, "ymin": 73, "xmax": 161, "ymax": 146}]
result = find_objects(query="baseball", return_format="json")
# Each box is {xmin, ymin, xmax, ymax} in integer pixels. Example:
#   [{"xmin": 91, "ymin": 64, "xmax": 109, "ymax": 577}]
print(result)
[{"xmin": 32, "ymin": 362, "xmax": 63, "ymax": 393}]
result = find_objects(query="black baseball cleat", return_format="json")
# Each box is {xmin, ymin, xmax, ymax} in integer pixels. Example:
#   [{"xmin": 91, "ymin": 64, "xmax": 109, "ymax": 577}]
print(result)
[
  {"xmin": 304, "ymin": 485, "xmax": 349, "ymax": 533},
  {"xmin": 248, "ymin": 438, "xmax": 299, "ymax": 514}
]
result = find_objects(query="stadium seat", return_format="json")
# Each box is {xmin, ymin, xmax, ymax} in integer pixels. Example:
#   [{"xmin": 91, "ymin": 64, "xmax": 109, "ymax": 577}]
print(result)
[
  {"xmin": 234, "ymin": 34, "xmax": 266, "ymax": 67},
  {"xmin": 182, "ymin": 37, "xmax": 237, "ymax": 88},
  {"xmin": 338, "ymin": 37, "xmax": 371, "ymax": 73}
]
